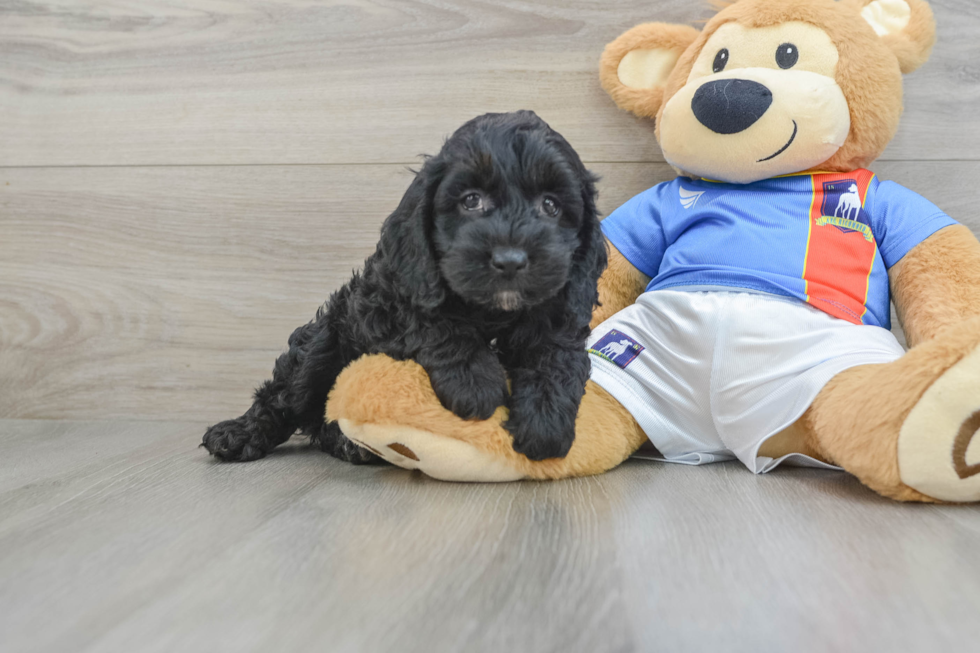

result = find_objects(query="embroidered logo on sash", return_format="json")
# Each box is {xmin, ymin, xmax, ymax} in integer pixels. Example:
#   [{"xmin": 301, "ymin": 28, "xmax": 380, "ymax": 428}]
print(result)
[
  {"xmin": 588, "ymin": 330, "xmax": 644, "ymax": 369},
  {"xmin": 816, "ymin": 215, "xmax": 874, "ymax": 241},
  {"xmin": 819, "ymin": 180, "xmax": 872, "ymax": 238}
]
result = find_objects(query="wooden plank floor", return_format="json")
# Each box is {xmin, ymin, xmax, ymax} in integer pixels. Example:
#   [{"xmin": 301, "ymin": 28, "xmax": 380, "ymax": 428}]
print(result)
[
  {"xmin": 3, "ymin": 1, "xmax": 980, "ymax": 650},
  {"xmin": 2, "ymin": 418, "xmax": 980, "ymax": 653}
]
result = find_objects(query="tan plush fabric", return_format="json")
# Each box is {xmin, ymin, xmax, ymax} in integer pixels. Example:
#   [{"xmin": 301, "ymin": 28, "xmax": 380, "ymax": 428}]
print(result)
[
  {"xmin": 890, "ymin": 225, "xmax": 980, "ymax": 347},
  {"xmin": 599, "ymin": 23, "xmax": 701, "ymax": 119},
  {"xmin": 338, "ymin": 419, "xmax": 529, "ymax": 482},
  {"xmin": 898, "ymin": 344, "xmax": 980, "ymax": 502},
  {"xmin": 327, "ymin": 355, "xmax": 648, "ymax": 480},
  {"xmin": 659, "ymin": 65, "xmax": 852, "ymax": 183},
  {"xmin": 590, "ymin": 242, "xmax": 651, "ymax": 330},
  {"xmin": 797, "ymin": 317, "xmax": 980, "ymax": 502},
  {"xmin": 843, "ymin": 0, "xmax": 936, "ymax": 73}
]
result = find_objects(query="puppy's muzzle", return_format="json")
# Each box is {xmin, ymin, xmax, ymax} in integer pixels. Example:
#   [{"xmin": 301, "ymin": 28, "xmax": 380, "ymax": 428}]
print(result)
[{"xmin": 490, "ymin": 247, "xmax": 529, "ymax": 279}]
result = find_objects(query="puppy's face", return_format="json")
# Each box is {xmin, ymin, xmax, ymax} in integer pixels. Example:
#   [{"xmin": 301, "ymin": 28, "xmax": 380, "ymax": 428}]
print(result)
[{"xmin": 430, "ymin": 116, "xmax": 590, "ymax": 312}]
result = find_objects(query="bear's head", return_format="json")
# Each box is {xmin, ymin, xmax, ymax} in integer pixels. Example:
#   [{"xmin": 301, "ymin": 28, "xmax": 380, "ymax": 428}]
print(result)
[{"xmin": 600, "ymin": 0, "xmax": 936, "ymax": 184}]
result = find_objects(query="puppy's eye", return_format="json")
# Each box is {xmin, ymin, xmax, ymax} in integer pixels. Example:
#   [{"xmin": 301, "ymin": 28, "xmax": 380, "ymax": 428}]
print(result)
[
  {"xmin": 712, "ymin": 48, "xmax": 729, "ymax": 73},
  {"xmin": 776, "ymin": 43, "xmax": 798, "ymax": 69},
  {"xmin": 461, "ymin": 192, "xmax": 484, "ymax": 211},
  {"xmin": 540, "ymin": 197, "xmax": 561, "ymax": 218}
]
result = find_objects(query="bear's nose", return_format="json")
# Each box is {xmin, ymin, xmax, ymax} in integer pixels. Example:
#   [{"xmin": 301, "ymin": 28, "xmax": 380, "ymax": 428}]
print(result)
[
  {"xmin": 691, "ymin": 79, "xmax": 773, "ymax": 134},
  {"xmin": 490, "ymin": 247, "xmax": 528, "ymax": 277}
]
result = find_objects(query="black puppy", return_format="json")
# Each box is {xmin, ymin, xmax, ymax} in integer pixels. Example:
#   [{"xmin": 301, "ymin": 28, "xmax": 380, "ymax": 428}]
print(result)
[{"xmin": 202, "ymin": 111, "xmax": 607, "ymax": 463}]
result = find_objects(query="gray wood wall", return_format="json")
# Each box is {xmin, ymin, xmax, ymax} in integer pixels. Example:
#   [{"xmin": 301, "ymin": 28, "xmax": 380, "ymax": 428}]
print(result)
[{"xmin": 3, "ymin": 0, "xmax": 979, "ymax": 421}]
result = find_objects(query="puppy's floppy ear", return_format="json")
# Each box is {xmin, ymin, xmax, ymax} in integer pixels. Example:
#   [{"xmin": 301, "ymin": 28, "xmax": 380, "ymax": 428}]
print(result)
[
  {"xmin": 377, "ymin": 161, "xmax": 446, "ymax": 310},
  {"xmin": 564, "ymin": 169, "xmax": 608, "ymax": 331},
  {"xmin": 532, "ymin": 119, "xmax": 607, "ymax": 328},
  {"xmin": 600, "ymin": 22, "xmax": 701, "ymax": 119},
  {"xmin": 845, "ymin": 0, "xmax": 936, "ymax": 73}
]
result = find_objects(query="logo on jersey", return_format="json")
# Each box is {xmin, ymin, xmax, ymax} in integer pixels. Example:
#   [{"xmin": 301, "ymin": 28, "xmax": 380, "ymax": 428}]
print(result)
[
  {"xmin": 679, "ymin": 187, "xmax": 705, "ymax": 209},
  {"xmin": 819, "ymin": 180, "xmax": 872, "ymax": 239},
  {"xmin": 588, "ymin": 330, "xmax": 644, "ymax": 369}
]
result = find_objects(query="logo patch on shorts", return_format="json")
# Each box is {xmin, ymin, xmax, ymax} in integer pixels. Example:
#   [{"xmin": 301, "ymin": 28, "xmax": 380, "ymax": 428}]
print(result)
[{"xmin": 588, "ymin": 330, "xmax": 644, "ymax": 369}]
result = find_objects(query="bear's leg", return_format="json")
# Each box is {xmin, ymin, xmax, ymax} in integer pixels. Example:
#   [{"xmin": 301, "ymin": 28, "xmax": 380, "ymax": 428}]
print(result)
[
  {"xmin": 773, "ymin": 316, "xmax": 980, "ymax": 502},
  {"xmin": 325, "ymin": 354, "xmax": 647, "ymax": 481}
]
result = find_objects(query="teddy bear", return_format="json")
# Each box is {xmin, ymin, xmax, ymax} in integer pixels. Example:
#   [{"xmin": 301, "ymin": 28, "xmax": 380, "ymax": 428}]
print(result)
[{"xmin": 324, "ymin": 0, "xmax": 980, "ymax": 503}]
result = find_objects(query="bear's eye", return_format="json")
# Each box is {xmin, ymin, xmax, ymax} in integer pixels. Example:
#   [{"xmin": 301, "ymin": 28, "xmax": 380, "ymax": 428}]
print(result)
[
  {"xmin": 712, "ymin": 48, "xmax": 729, "ymax": 73},
  {"xmin": 776, "ymin": 43, "xmax": 799, "ymax": 69}
]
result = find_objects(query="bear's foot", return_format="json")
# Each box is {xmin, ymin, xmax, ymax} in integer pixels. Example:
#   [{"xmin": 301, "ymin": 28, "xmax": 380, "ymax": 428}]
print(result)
[
  {"xmin": 802, "ymin": 317, "xmax": 980, "ymax": 502},
  {"xmin": 339, "ymin": 420, "xmax": 527, "ymax": 482},
  {"xmin": 899, "ymin": 342, "xmax": 980, "ymax": 502}
]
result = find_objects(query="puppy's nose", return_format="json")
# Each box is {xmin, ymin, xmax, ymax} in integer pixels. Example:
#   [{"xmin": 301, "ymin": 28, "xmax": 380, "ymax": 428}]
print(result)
[
  {"xmin": 490, "ymin": 247, "xmax": 528, "ymax": 276},
  {"xmin": 692, "ymin": 79, "xmax": 772, "ymax": 134}
]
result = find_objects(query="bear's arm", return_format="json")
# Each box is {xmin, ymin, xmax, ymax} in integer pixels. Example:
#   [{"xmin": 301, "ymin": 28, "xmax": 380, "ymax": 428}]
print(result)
[
  {"xmin": 889, "ymin": 224, "xmax": 980, "ymax": 347},
  {"xmin": 590, "ymin": 240, "xmax": 652, "ymax": 330}
]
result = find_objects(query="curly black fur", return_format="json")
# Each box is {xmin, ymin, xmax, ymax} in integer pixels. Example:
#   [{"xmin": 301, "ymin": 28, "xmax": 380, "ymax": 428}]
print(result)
[{"xmin": 202, "ymin": 111, "xmax": 607, "ymax": 463}]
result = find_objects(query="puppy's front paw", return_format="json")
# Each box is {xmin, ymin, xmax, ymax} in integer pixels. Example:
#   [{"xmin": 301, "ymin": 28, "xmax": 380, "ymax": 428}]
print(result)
[
  {"xmin": 312, "ymin": 421, "xmax": 381, "ymax": 465},
  {"xmin": 504, "ymin": 384, "xmax": 578, "ymax": 460},
  {"xmin": 505, "ymin": 398, "xmax": 577, "ymax": 461},
  {"xmin": 202, "ymin": 418, "xmax": 268, "ymax": 462},
  {"xmin": 429, "ymin": 361, "xmax": 508, "ymax": 421}
]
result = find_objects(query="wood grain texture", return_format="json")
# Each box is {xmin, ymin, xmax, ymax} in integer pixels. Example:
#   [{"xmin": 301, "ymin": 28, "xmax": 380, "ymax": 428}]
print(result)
[
  {"xmin": 2, "ymin": 161, "xmax": 977, "ymax": 420},
  {"xmin": 0, "ymin": 0, "xmax": 978, "ymax": 166},
  {"xmin": 1, "ymin": 418, "xmax": 979, "ymax": 653},
  {"xmin": 0, "ymin": 160, "xmax": 675, "ymax": 420}
]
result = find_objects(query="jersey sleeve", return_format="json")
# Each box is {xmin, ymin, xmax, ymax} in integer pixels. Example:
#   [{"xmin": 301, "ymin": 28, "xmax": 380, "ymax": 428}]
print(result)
[
  {"xmin": 867, "ymin": 179, "xmax": 958, "ymax": 269},
  {"xmin": 599, "ymin": 183, "xmax": 670, "ymax": 279}
]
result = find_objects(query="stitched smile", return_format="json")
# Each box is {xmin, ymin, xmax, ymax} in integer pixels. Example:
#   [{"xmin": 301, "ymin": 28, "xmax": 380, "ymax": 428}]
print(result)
[{"xmin": 757, "ymin": 120, "xmax": 798, "ymax": 162}]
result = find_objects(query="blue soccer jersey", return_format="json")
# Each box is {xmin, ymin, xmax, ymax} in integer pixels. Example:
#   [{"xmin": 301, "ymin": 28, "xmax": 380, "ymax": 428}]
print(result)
[{"xmin": 601, "ymin": 170, "xmax": 957, "ymax": 328}]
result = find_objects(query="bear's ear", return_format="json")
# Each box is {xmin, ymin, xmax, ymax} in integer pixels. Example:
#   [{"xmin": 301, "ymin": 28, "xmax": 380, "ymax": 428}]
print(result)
[
  {"xmin": 849, "ymin": 0, "xmax": 936, "ymax": 73},
  {"xmin": 600, "ymin": 23, "xmax": 701, "ymax": 119}
]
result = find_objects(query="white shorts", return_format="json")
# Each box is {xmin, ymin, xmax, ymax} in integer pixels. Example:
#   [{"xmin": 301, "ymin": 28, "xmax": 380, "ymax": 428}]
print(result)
[{"xmin": 587, "ymin": 289, "xmax": 906, "ymax": 473}]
